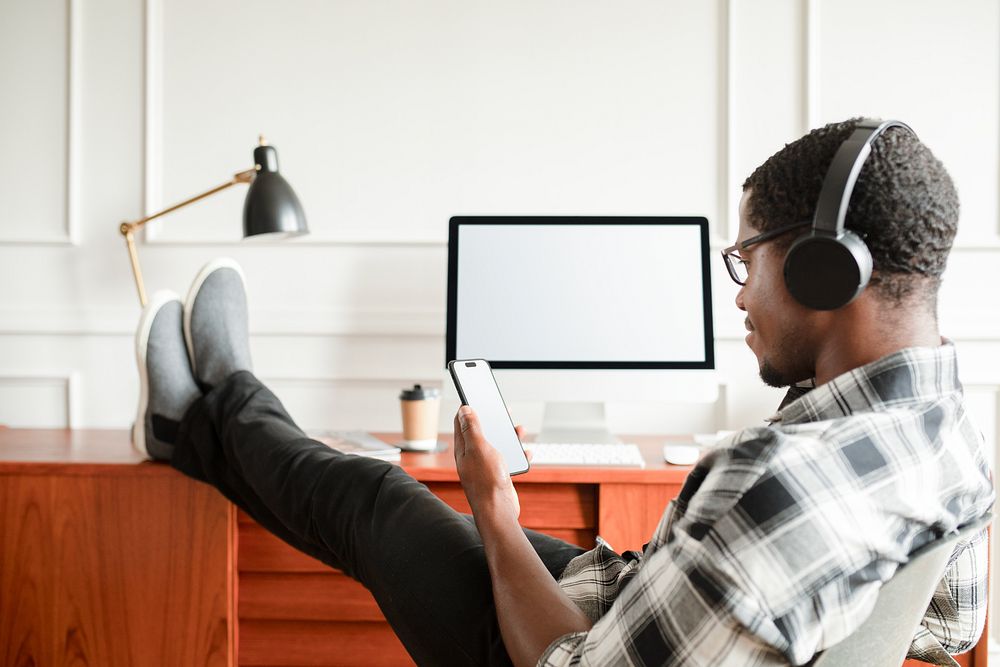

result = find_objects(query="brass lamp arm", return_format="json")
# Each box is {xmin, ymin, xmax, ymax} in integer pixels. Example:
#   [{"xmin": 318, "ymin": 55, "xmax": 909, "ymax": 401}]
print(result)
[
  {"xmin": 120, "ymin": 167, "xmax": 256, "ymax": 306},
  {"xmin": 120, "ymin": 168, "xmax": 255, "ymax": 236}
]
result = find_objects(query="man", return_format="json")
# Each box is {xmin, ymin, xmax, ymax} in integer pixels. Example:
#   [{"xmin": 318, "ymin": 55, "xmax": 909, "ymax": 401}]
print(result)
[{"xmin": 134, "ymin": 119, "xmax": 993, "ymax": 666}]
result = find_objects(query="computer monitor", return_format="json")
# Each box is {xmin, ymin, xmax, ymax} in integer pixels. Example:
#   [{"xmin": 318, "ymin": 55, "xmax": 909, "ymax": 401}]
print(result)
[{"xmin": 445, "ymin": 216, "xmax": 716, "ymax": 443}]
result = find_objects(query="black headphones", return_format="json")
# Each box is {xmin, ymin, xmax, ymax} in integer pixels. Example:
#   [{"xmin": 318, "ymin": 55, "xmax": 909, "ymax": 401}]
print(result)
[{"xmin": 783, "ymin": 118, "xmax": 916, "ymax": 310}]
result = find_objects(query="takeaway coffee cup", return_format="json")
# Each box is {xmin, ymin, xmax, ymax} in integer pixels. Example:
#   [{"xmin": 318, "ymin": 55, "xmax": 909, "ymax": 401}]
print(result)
[{"xmin": 399, "ymin": 384, "xmax": 441, "ymax": 450}]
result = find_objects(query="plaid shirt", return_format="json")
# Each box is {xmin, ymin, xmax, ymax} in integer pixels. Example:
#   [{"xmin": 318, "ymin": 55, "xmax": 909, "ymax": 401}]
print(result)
[{"xmin": 542, "ymin": 343, "xmax": 994, "ymax": 666}]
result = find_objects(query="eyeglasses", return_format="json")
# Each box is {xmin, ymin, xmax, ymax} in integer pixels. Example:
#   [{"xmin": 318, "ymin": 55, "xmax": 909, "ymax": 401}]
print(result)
[{"xmin": 721, "ymin": 221, "xmax": 811, "ymax": 285}]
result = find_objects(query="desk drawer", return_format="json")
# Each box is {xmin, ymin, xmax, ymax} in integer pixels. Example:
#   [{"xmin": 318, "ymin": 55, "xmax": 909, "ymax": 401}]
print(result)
[
  {"xmin": 240, "ymin": 571, "xmax": 382, "ymax": 621},
  {"xmin": 240, "ymin": 619, "xmax": 414, "ymax": 667},
  {"xmin": 236, "ymin": 481, "xmax": 598, "ymax": 665},
  {"xmin": 430, "ymin": 481, "xmax": 596, "ymax": 530},
  {"xmin": 237, "ymin": 482, "xmax": 597, "ymax": 573},
  {"xmin": 240, "ymin": 521, "xmax": 595, "ymax": 575}
]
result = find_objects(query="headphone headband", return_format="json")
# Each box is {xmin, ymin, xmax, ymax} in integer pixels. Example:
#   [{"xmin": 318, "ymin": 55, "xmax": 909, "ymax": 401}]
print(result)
[{"xmin": 812, "ymin": 119, "xmax": 915, "ymax": 236}]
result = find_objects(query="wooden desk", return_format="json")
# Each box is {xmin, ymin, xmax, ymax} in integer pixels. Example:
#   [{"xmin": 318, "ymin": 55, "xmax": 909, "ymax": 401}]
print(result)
[
  {"xmin": 0, "ymin": 429, "xmax": 985, "ymax": 666},
  {"xmin": 0, "ymin": 429, "xmax": 233, "ymax": 667}
]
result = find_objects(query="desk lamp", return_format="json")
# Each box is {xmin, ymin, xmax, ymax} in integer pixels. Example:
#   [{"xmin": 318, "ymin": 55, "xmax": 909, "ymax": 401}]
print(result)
[{"xmin": 119, "ymin": 136, "xmax": 308, "ymax": 305}]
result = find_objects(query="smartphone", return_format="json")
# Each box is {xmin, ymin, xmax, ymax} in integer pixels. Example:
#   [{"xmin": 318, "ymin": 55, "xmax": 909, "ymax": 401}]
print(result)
[{"xmin": 448, "ymin": 359, "xmax": 530, "ymax": 475}]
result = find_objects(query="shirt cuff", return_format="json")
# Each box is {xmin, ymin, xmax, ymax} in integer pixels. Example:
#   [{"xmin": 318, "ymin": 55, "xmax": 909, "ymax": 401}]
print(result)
[{"xmin": 537, "ymin": 631, "xmax": 588, "ymax": 666}]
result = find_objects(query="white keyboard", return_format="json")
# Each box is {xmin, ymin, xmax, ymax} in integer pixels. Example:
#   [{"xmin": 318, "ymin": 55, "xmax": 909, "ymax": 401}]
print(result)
[{"xmin": 526, "ymin": 442, "xmax": 645, "ymax": 468}]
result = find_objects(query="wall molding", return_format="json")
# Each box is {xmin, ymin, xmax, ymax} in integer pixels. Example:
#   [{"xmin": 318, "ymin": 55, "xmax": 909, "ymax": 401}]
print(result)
[
  {"xmin": 0, "ymin": 306, "xmax": 445, "ymax": 337},
  {"xmin": 137, "ymin": 232, "xmax": 447, "ymax": 247},
  {"xmin": 265, "ymin": 376, "xmax": 442, "ymax": 390},
  {"xmin": 143, "ymin": 0, "xmax": 161, "ymax": 224},
  {"xmin": 799, "ymin": 0, "xmax": 1000, "ymax": 247},
  {"xmin": 0, "ymin": 372, "xmax": 80, "ymax": 428},
  {"xmin": 111, "ymin": 236, "xmax": 1000, "ymax": 251},
  {"xmin": 136, "ymin": 0, "xmax": 1000, "ymax": 250},
  {"xmin": 66, "ymin": 0, "xmax": 81, "ymax": 246},
  {"xmin": 139, "ymin": 0, "xmax": 740, "ymax": 249},
  {"xmin": 718, "ymin": 0, "xmax": 734, "ymax": 244},
  {"xmin": 2, "ymin": 305, "xmax": 999, "ymax": 342},
  {"xmin": 140, "ymin": 0, "xmax": 461, "ymax": 248},
  {"xmin": 0, "ymin": 0, "xmax": 81, "ymax": 246},
  {"xmin": 803, "ymin": 0, "xmax": 819, "ymax": 134},
  {"xmin": 952, "ymin": 241, "xmax": 1000, "ymax": 251}
]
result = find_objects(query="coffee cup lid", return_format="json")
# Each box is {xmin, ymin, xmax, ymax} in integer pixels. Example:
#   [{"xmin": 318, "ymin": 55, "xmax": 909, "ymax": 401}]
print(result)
[{"xmin": 400, "ymin": 384, "xmax": 440, "ymax": 400}]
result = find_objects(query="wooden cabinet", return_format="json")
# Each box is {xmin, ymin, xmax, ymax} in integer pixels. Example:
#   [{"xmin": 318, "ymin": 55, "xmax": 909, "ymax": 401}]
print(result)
[
  {"xmin": 0, "ymin": 429, "xmax": 986, "ymax": 666},
  {"xmin": 0, "ymin": 430, "xmax": 233, "ymax": 667}
]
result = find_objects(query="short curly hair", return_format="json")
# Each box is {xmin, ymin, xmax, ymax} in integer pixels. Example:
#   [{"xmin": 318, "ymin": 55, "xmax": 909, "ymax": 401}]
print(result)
[{"xmin": 742, "ymin": 118, "xmax": 959, "ymax": 304}]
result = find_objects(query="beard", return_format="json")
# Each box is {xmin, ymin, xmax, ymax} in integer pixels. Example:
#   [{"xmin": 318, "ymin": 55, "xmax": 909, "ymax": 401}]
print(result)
[
  {"xmin": 759, "ymin": 360, "xmax": 793, "ymax": 388},
  {"xmin": 758, "ymin": 333, "xmax": 814, "ymax": 388}
]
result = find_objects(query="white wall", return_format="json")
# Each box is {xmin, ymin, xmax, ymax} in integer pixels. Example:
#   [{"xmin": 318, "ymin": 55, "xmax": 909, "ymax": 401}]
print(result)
[{"xmin": 2, "ymin": 0, "xmax": 999, "ymax": 648}]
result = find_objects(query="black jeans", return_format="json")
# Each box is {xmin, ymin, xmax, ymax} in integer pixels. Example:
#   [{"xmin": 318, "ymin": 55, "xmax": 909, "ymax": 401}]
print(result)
[{"xmin": 171, "ymin": 371, "xmax": 586, "ymax": 666}]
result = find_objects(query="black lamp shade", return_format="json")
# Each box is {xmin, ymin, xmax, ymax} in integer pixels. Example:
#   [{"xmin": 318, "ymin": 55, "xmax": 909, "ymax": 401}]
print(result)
[{"xmin": 242, "ymin": 145, "xmax": 309, "ymax": 239}]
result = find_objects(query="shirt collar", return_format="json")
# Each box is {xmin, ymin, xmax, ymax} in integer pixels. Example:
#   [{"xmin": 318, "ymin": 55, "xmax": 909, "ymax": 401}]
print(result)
[{"xmin": 766, "ymin": 341, "xmax": 962, "ymax": 426}]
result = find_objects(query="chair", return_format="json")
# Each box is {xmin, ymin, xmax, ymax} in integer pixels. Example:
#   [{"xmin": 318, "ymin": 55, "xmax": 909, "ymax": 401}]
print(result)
[{"xmin": 809, "ymin": 513, "xmax": 992, "ymax": 667}]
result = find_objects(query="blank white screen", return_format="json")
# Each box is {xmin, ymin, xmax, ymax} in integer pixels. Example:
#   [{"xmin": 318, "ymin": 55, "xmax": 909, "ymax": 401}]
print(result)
[{"xmin": 455, "ymin": 223, "xmax": 708, "ymax": 363}]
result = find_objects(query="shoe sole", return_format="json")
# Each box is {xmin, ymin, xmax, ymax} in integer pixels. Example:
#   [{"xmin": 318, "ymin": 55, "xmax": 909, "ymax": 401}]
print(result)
[
  {"xmin": 133, "ymin": 290, "xmax": 182, "ymax": 459},
  {"xmin": 183, "ymin": 257, "xmax": 247, "ymax": 380}
]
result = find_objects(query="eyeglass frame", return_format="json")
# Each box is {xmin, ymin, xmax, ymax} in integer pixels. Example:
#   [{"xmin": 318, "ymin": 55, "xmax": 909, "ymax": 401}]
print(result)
[{"xmin": 720, "ymin": 220, "xmax": 812, "ymax": 286}]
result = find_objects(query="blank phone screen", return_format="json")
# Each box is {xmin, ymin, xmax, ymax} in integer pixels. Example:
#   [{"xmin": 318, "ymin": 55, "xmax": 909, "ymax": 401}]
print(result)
[{"xmin": 450, "ymin": 359, "xmax": 529, "ymax": 475}]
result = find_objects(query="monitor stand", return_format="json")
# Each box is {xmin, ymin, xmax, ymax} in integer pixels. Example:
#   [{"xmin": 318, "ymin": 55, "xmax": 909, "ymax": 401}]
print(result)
[{"xmin": 536, "ymin": 402, "xmax": 619, "ymax": 444}]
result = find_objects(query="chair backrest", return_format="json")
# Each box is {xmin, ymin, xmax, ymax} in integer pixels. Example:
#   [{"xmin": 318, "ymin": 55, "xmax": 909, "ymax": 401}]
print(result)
[{"xmin": 809, "ymin": 513, "xmax": 992, "ymax": 667}]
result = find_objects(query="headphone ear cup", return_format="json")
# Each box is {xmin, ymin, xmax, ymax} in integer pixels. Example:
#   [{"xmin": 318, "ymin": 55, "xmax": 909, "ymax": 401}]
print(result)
[{"xmin": 783, "ymin": 231, "xmax": 873, "ymax": 310}]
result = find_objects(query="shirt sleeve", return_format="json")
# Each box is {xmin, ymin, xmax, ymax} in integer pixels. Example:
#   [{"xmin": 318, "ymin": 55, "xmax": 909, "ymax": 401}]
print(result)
[
  {"xmin": 907, "ymin": 527, "xmax": 989, "ymax": 666},
  {"xmin": 537, "ymin": 544, "xmax": 789, "ymax": 667},
  {"xmin": 537, "ymin": 432, "xmax": 793, "ymax": 667}
]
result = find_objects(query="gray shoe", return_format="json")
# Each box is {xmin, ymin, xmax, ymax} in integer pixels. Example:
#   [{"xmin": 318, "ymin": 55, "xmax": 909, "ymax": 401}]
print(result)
[
  {"xmin": 183, "ymin": 257, "xmax": 253, "ymax": 390},
  {"xmin": 133, "ymin": 290, "xmax": 201, "ymax": 461}
]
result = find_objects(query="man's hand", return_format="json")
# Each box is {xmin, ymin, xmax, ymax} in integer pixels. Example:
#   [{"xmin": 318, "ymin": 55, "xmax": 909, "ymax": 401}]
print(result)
[
  {"xmin": 453, "ymin": 405, "xmax": 593, "ymax": 667},
  {"xmin": 453, "ymin": 406, "xmax": 525, "ymax": 521}
]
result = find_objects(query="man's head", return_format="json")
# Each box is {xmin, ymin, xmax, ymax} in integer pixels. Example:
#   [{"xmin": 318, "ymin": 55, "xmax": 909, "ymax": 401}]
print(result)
[{"xmin": 732, "ymin": 118, "xmax": 959, "ymax": 387}]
